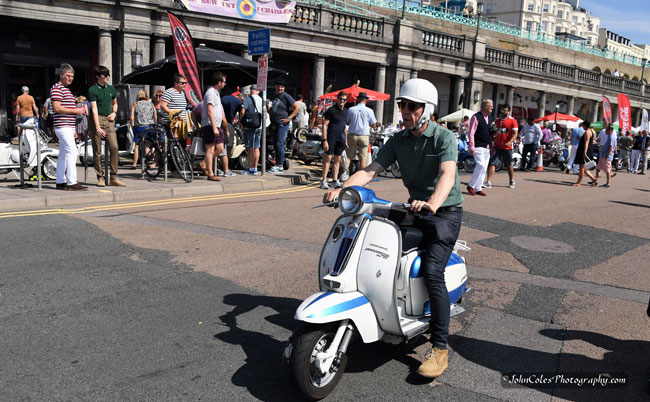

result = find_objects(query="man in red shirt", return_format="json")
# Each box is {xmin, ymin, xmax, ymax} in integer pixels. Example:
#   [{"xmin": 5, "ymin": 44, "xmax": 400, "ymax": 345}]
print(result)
[{"xmin": 485, "ymin": 104, "xmax": 518, "ymax": 189}]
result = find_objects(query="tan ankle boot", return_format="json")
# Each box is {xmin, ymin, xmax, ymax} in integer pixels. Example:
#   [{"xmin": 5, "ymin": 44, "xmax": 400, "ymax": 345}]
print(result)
[
  {"xmin": 109, "ymin": 178, "xmax": 126, "ymax": 187},
  {"xmin": 97, "ymin": 177, "xmax": 105, "ymax": 187},
  {"xmin": 417, "ymin": 347, "xmax": 448, "ymax": 378}
]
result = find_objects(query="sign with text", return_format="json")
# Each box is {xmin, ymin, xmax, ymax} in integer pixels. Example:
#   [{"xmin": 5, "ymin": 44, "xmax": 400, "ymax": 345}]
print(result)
[
  {"xmin": 257, "ymin": 54, "xmax": 268, "ymax": 91},
  {"xmin": 179, "ymin": 0, "xmax": 295, "ymax": 24},
  {"xmin": 617, "ymin": 93, "xmax": 631, "ymax": 133},
  {"xmin": 248, "ymin": 28, "xmax": 270, "ymax": 56}
]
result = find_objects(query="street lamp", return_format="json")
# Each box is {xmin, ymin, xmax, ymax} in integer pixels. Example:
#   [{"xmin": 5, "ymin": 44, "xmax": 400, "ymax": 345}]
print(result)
[
  {"xmin": 131, "ymin": 48, "xmax": 143, "ymax": 69},
  {"xmin": 463, "ymin": 2, "xmax": 483, "ymax": 109},
  {"xmin": 641, "ymin": 58, "xmax": 647, "ymax": 84}
]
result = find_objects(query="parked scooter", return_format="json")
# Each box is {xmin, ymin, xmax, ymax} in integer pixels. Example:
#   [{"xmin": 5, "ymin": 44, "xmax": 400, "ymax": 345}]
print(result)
[
  {"xmin": 0, "ymin": 119, "xmax": 58, "ymax": 180},
  {"xmin": 283, "ymin": 186, "xmax": 470, "ymax": 400},
  {"xmin": 77, "ymin": 123, "xmax": 134, "ymax": 165},
  {"xmin": 456, "ymin": 133, "xmax": 475, "ymax": 173}
]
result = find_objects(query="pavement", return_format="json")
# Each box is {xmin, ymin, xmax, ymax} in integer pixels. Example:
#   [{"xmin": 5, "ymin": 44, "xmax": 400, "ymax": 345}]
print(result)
[{"xmin": 0, "ymin": 161, "xmax": 311, "ymax": 212}]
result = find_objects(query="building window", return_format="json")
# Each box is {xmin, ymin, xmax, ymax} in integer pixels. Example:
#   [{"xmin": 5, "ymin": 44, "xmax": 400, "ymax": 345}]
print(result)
[
  {"xmin": 543, "ymin": 3, "xmax": 549, "ymax": 12},
  {"xmin": 526, "ymin": 21, "xmax": 533, "ymax": 31},
  {"xmin": 572, "ymin": 16, "xmax": 577, "ymax": 24},
  {"xmin": 556, "ymin": 26, "xmax": 562, "ymax": 33},
  {"xmin": 557, "ymin": 11, "xmax": 563, "ymax": 18},
  {"xmin": 552, "ymin": 5, "xmax": 555, "ymax": 13},
  {"xmin": 528, "ymin": 3, "xmax": 534, "ymax": 11},
  {"xmin": 587, "ymin": 38, "xmax": 592, "ymax": 45},
  {"xmin": 541, "ymin": 21, "xmax": 548, "ymax": 32},
  {"xmin": 485, "ymin": 4, "xmax": 492, "ymax": 13}
]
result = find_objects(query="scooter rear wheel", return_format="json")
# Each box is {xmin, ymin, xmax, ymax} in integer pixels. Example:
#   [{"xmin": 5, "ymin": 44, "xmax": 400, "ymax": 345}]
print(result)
[
  {"xmin": 462, "ymin": 158, "xmax": 476, "ymax": 173},
  {"xmin": 42, "ymin": 156, "xmax": 57, "ymax": 180},
  {"xmin": 285, "ymin": 325, "xmax": 347, "ymax": 401}
]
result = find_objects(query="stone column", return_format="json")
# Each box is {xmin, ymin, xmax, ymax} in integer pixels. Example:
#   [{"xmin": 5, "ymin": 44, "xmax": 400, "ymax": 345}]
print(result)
[
  {"xmin": 634, "ymin": 108, "xmax": 642, "ymax": 127},
  {"xmin": 375, "ymin": 64, "xmax": 387, "ymax": 124},
  {"xmin": 241, "ymin": 49, "xmax": 252, "ymax": 61},
  {"xmin": 152, "ymin": 36, "xmax": 166, "ymax": 94},
  {"xmin": 537, "ymin": 91, "xmax": 547, "ymax": 118},
  {"xmin": 611, "ymin": 104, "xmax": 618, "ymax": 124},
  {"xmin": 98, "ymin": 29, "xmax": 113, "ymax": 84},
  {"xmin": 469, "ymin": 80, "xmax": 483, "ymax": 111},
  {"xmin": 567, "ymin": 96, "xmax": 575, "ymax": 115},
  {"xmin": 312, "ymin": 56, "xmax": 326, "ymax": 105},
  {"xmin": 390, "ymin": 67, "xmax": 413, "ymax": 124},
  {"xmin": 590, "ymin": 100, "xmax": 599, "ymax": 123},
  {"xmin": 506, "ymin": 86, "xmax": 515, "ymax": 109}
]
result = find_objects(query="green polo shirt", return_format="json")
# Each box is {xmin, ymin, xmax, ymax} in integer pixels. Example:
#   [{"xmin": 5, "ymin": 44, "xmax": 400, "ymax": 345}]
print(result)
[
  {"xmin": 374, "ymin": 122, "xmax": 463, "ymax": 207},
  {"xmin": 88, "ymin": 83, "xmax": 117, "ymax": 116}
]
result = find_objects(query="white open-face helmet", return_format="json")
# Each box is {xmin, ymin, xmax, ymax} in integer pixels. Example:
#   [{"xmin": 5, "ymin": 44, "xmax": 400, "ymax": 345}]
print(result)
[{"xmin": 397, "ymin": 78, "xmax": 438, "ymax": 130}]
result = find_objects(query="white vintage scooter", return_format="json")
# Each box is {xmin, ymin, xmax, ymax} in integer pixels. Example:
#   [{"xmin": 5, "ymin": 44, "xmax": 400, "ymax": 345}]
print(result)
[
  {"xmin": 283, "ymin": 186, "xmax": 470, "ymax": 400},
  {"xmin": 0, "ymin": 119, "xmax": 58, "ymax": 180}
]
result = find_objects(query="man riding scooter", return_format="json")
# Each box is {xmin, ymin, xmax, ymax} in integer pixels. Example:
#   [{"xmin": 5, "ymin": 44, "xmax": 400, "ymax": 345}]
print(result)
[{"xmin": 324, "ymin": 78, "xmax": 463, "ymax": 378}]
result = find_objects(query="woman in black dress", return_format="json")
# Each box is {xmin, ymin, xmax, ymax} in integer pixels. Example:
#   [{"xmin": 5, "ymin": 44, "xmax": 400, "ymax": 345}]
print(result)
[{"xmin": 572, "ymin": 121, "xmax": 598, "ymax": 186}]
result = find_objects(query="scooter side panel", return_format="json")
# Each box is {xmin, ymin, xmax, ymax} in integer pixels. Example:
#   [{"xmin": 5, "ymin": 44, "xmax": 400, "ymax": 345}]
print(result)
[
  {"xmin": 319, "ymin": 215, "xmax": 366, "ymax": 293},
  {"xmin": 356, "ymin": 218, "xmax": 402, "ymax": 335},
  {"xmin": 295, "ymin": 291, "xmax": 384, "ymax": 343}
]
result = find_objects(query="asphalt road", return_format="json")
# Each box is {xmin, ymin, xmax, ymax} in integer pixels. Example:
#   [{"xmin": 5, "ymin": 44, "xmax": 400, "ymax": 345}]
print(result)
[{"xmin": 1, "ymin": 167, "xmax": 649, "ymax": 401}]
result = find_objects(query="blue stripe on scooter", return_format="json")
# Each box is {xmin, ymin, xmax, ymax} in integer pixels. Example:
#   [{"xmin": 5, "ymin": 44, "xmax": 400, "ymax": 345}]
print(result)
[
  {"xmin": 448, "ymin": 282, "xmax": 466, "ymax": 304},
  {"xmin": 447, "ymin": 252, "xmax": 463, "ymax": 267},
  {"xmin": 306, "ymin": 295, "xmax": 369, "ymax": 319},
  {"xmin": 303, "ymin": 291, "xmax": 333, "ymax": 311}
]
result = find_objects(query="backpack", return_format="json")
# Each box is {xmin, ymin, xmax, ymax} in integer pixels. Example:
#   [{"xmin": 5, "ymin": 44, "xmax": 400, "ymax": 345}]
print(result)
[{"xmin": 242, "ymin": 95, "xmax": 262, "ymax": 129}]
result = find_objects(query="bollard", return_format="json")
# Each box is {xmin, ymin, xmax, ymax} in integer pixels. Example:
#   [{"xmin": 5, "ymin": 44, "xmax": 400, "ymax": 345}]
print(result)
[
  {"xmin": 36, "ymin": 125, "xmax": 41, "ymax": 191},
  {"xmin": 84, "ymin": 134, "xmax": 88, "ymax": 183},
  {"xmin": 11, "ymin": 124, "xmax": 31, "ymax": 189},
  {"xmin": 104, "ymin": 138, "xmax": 110, "ymax": 183},
  {"xmin": 140, "ymin": 138, "xmax": 145, "ymax": 179},
  {"xmin": 164, "ymin": 134, "xmax": 168, "ymax": 182},
  {"xmin": 535, "ymin": 148, "xmax": 544, "ymax": 171}
]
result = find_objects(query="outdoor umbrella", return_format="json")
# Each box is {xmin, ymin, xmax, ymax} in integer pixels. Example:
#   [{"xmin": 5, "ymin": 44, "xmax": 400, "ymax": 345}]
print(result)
[
  {"xmin": 534, "ymin": 112, "xmax": 580, "ymax": 123},
  {"xmin": 121, "ymin": 44, "xmax": 287, "ymax": 88},
  {"xmin": 319, "ymin": 84, "xmax": 390, "ymax": 102},
  {"xmin": 438, "ymin": 108, "xmax": 476, "ymax": 123}
]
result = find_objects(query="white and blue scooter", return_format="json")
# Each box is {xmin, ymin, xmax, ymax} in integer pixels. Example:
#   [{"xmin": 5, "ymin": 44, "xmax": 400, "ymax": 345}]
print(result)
[{"xmin": 283, "ymin": 186, "xmax": 470, "ymax": 400}]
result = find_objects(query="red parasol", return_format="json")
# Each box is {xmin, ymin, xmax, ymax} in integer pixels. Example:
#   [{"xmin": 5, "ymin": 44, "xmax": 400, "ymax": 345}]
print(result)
[
  {"xmin": 319, "ymin": 84, "xmax": 390, "ymax": 102},
  {"xmin": 534, "ymin": 113, "xmax": 580, "ymax": 123}
]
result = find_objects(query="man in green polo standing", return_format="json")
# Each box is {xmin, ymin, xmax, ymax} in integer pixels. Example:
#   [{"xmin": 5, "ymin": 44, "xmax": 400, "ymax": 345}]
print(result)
[
  {"xmin": 88, "ymin": 65, "xmax": 125, "ymax": 187},
  {"xmin": 324, "ymin": 78, "xmax": 463, "ymax": 380}
]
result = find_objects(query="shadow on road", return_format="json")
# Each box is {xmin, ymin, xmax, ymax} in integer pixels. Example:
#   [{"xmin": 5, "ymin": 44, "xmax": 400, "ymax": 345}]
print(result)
[
  {"xmin": 609, "ymin": 200, "xmax": 650, "ymax": 209},
  {"xmin": 524, "ymin": 178, "xmax": 576, "ymax": 186},
  {"xmin": 449, "ymin": 328, "xmax": 650, "ymax": 401}
]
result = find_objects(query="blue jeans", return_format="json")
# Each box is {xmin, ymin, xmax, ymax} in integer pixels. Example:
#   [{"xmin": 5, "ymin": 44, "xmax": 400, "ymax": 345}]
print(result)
[
  {"xmin": 244, "ymin": 128, "xmax": 261, "ymax": 149},
  {"xmin": 274, "ymin": 122, "xmax": 290, "ymax": 167},
  {"xmin": 413, "ymin": 207, "xmax": 463, "ymax": 349}
]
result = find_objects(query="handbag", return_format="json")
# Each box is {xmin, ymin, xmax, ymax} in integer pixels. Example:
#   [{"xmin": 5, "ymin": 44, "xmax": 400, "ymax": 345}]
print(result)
[
  {"xmin": 584, "ymin": 157, "xmax": 596, "ymax": 170},
  {"xmin": 242, "ymin": 96, "xmax": 262, "ymax": 129}
]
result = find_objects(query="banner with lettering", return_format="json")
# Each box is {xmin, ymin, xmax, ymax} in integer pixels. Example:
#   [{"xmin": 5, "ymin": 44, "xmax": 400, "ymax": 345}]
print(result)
[
  {"xmin": 168, "ymin": 12, "xmax": 202, "ymax": 107},
  {"xmin": 642, "ymin": 109, "xmax": 649, "ymax": 131},
  {"xmin": 602, "ymin": 96, "xmax": 612, "ymax": 126},
  {"xmin": 179, "ymin": 0, "xmax": 296, "ymax": 24},
  {"xmin": 617, "ymin": 93, "xmax": 631, "ymax": 133}
]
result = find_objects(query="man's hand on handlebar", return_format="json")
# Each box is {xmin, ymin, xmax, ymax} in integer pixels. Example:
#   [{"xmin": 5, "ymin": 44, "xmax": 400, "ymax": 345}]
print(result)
[
  {"xmin": 323, "ymin": 188, "xmax": 341, "ymax": 203},
  {"xmin": 409, "ymin": 200, "xmax": 435, "ymax": 214}
]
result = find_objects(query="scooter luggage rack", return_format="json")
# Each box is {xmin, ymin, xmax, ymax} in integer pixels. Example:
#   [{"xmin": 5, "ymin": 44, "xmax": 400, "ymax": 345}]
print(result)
[{"xmin": 454, "ymin": 240, "xmax": 471, "ymax": 252}]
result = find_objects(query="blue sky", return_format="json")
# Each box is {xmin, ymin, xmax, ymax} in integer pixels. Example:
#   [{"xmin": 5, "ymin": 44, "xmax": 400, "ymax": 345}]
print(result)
[{"xmin": 582, "ymin": 0, "xmax": 650, "ymax": 45}]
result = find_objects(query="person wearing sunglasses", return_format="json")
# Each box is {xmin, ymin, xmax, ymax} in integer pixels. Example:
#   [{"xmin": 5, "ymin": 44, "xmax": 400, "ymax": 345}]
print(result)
[
  {"xmin": 88, "ymin": 65, "xmax": 125, "ymax": 187},
  {"xmin": 485, "ymin": 104, "xmax": 518, "ymax": 189},
  {"xmin": 323, "ymin": 79, "xmax": 463, "ymax": 379},
  {"xmin": 161, "ymin": 73, "xmax": 189, "ymax": 126},
  {"xmin": 320, "ymin": 91, "xmax": 349, "ymax": 189}
]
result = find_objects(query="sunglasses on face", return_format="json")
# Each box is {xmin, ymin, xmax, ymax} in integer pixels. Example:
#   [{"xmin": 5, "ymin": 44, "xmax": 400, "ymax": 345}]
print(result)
[
  {"xmin": 177, "ymin": 81, "xmax": 187, "ymax": 85},
  {"xmin": 154, "ymin": 94, "xmax": 162, "ymax": 98},
  {"xmin": 100, "ymin": 73, "xmax": 110, "ymax": 78},
  {"xmin": 398, "ymin": 101, "xmax": 422, "ymax": 112},
  {"xmin": 338, "ymin": 98, "xmax": 347, "ymax": 102}
]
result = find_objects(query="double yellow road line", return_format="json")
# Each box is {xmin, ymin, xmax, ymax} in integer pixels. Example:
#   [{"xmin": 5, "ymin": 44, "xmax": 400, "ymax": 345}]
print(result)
[{"xmin": 0, "ymin": 184, "xmax": 319, "ymax": 219}]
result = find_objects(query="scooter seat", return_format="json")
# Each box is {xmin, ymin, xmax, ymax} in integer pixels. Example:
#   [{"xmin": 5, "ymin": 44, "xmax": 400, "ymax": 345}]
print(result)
[{"xmin": 400, "ymin": 226, "xmax": 423, "ymax": 253}]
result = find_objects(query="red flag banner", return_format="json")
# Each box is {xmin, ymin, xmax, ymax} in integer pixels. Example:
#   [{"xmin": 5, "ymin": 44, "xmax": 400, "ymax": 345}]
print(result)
[
  {"xmin": 168, "ymin": 12, "xmax": 202, "ymax": 107},
  {"xmin": 602, "ymin": 96, "xmax": 612, "ymax": 126},
  {"xmin": 617, "ymin": 93, "xmax": 631, "ymax": 133}
]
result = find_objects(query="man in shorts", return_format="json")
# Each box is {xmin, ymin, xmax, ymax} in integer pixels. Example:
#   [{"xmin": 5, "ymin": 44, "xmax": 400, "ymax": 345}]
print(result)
[
  {"xmin": 595, "ymin": 125, "xmax": 617, "ymax": 188},
  {"xmin": 199, "ymin": 72, "xmax": 227, "ymax": 181},
  {"xmin": 346, "ymin": 91, "xmax": 378, "ymax": 171},
  {"xmin": 320, "ymin": 91, "xmax": 348, "ymax": 189},
  {"xmin": 240, "ymin": 85, "xmax": 263, "ymax": 175},
  {"xmin": 485, "ymin": 104, "xmax": 518, "ymax": 189}
]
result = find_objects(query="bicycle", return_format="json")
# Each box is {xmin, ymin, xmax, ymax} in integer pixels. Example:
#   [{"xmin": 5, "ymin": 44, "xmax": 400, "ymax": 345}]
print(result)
[{"xmin": 139, "ymin": 114, "xmax": 193, "ymax": 182}]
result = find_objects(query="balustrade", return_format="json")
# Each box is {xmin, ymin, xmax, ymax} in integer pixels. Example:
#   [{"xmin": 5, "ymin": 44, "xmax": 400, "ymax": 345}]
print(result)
[
  {"xmin": 518, "ymin": 55, "xmax": 546, "ymax": 73},
  {"xmin": 549, "ymin": 62, "xmax": 574, "ymax": 79},
  {"xmin": 602, "ymin": 75, "xmax": 622, "ymax": 90},
  {"xmin": 625, "ymin": 80, "xmax": 642, "ymax": 94},
  {"xmin": 331, "ymin": 12, "xmax": 382, "ymax": 36},
  {"xmin": 422, "ymin": 31, "xmax": 464, "ymax": 52},
  {"xmin": 577, "ymin": 69, "xmax": 600, "ymax": 85},
  {"xmin": 485, "ymin": 48, "xmax": 513, "ymax": 65},
  {"xmin": 291, "ymin": 4, "xmax": 320, "ymax": 25}
]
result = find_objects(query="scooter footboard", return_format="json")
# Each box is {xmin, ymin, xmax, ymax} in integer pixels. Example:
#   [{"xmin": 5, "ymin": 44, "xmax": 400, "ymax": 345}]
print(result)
[{"xmin": 295, "ymin": 291, "xmax": 384, "ymax": 343}]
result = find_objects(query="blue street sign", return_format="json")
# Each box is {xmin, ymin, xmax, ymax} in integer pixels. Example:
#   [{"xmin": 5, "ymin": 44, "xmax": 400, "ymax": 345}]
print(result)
[{"xmin": 248, "ymin": 28, "xmax": 270, "ymax": 56}]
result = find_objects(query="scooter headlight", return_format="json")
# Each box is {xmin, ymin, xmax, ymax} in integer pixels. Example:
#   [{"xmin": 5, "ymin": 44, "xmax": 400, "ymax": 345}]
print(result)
[{"xmin": 339, "ymin": 187, "xmax": 363, "ymax": 215}]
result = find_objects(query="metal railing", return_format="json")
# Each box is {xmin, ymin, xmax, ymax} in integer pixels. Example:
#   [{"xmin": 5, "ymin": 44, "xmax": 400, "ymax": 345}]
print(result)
[{"xmin": 299, "ymin": 0, "xmax": 387, "ymax": 19}]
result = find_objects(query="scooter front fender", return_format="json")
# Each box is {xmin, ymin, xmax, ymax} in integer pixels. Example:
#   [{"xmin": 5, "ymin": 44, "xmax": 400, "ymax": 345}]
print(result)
[{"xmin": 295, "ymin": 291, "xmax": 384, "ymax": 343}]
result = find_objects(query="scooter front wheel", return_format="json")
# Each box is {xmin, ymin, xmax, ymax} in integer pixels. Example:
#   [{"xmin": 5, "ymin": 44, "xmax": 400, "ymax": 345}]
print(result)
[{"xmin": 285, "ymin": 325, "xmax": 347, "ymax": 401}]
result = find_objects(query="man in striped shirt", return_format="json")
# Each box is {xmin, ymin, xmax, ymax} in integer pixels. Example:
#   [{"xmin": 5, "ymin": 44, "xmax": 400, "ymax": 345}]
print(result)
[
  {"xmin": 161, "ymin": 73, "xmax": 188, "ymax": 124},
  {"xmin": 50, "ymin": 63, "xmax": 87, "ymax": 191}
]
